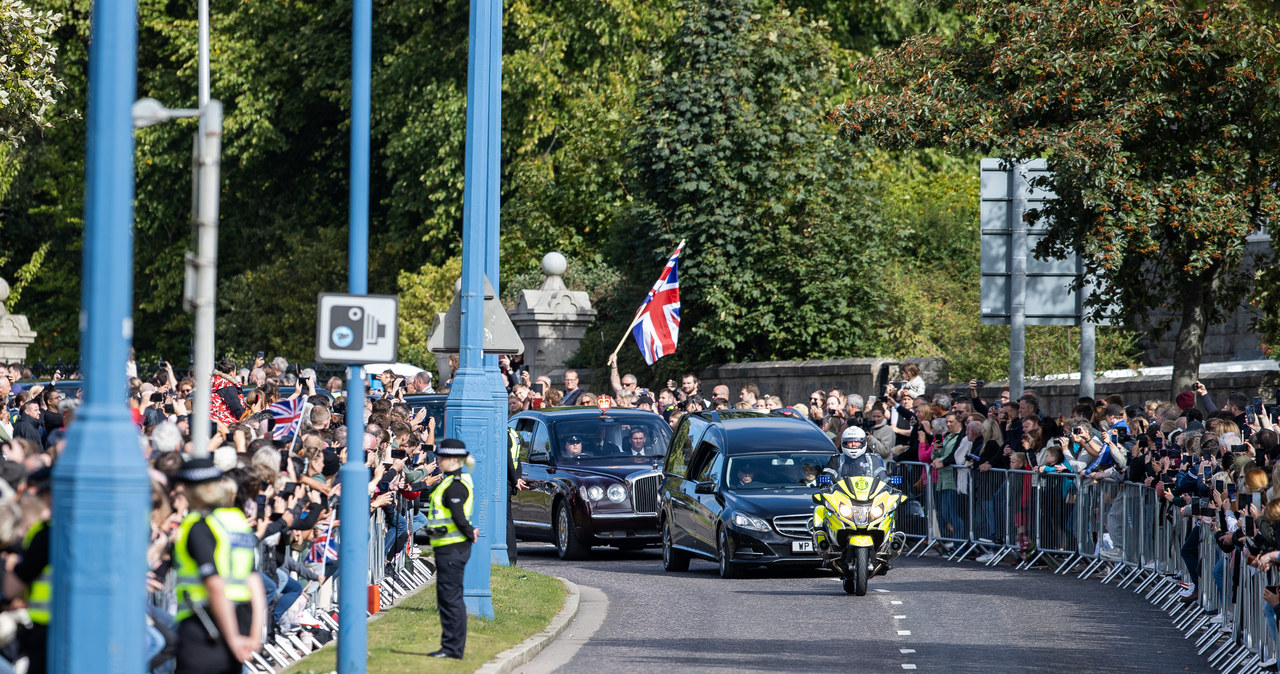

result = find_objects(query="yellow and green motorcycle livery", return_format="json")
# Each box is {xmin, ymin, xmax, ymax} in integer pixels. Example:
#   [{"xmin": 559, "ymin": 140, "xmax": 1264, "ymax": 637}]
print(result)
[{"xmin": 810, "ymin": 473, "xmax": 907, "ymax": 595}]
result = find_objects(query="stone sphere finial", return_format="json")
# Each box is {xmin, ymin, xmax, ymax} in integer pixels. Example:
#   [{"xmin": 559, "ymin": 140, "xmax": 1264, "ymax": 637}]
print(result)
[
  {"xmin": 0, "ymin": 278, "xmax": 9, "ymax": 304},
  {"xmin": 542, "ymin": 252, "xmax": 567, "ymax": 277}
]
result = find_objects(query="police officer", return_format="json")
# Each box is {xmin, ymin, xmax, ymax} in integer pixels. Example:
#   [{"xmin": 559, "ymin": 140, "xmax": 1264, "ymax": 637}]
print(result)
[
  {"xmin": 172, "ymin": 457, "xmax": 266, "ymax": 674},
  {"xmin": 428, "ymin": 438, "xmax": 479, "ymax": 659},
  {"xmin": 7, "ymin": 468, "xmax": 52, "ymax": 674},
  {"xmin": 506, "ymin": 428, "xmax": 528, "ymax": 565}
]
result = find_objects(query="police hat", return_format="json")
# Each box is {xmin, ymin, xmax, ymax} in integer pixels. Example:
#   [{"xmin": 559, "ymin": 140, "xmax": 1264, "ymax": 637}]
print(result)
[
  {"xmin": 437, "ymin": 438, "xmax": 469, "ymax": 457},
  {"xmin": 176, "ymin": 457, "xmax": 223, "ymax": 484},
  {"xmin": 565, "ymin": 435, "xmax": 583, "ymax": 444}
]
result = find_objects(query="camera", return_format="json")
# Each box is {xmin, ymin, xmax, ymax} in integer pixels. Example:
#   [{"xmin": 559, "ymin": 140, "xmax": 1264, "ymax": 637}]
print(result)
[
  {"xmin": 975, "ymin": 380, "xmax": 985, "ymax": 389},
  {"xmin": 328, "ymin": 305, "xmax": 388, "ymax": 351}
]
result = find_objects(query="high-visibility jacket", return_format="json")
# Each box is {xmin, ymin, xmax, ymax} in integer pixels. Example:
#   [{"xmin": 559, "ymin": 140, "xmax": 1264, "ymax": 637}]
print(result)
[
  {"xmin": 427, "ymin": 473, "xmax": 474, "ymax": 548},
  {"xmin": 22, "ymin": 521, "xmax": 50, "ymax": 626},
  {"xmin": 508, "ymin": 428, "xmax": 521, "ymax": 470},
  {"xmin": 173, "ymin": 508, "xmax": 256, "ymax": 622}
]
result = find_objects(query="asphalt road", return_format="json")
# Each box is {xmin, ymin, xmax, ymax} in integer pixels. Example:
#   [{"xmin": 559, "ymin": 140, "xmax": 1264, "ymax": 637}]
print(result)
[{"xmin": 516, "ymin": 543, "xmax": 1205, "ymax": 673}]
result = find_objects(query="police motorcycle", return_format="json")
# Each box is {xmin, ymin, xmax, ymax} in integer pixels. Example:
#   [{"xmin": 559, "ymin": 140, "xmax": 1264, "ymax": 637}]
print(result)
[{"xmin": 810, "ymin": 426, "xmax": 907, "ymax": 596}]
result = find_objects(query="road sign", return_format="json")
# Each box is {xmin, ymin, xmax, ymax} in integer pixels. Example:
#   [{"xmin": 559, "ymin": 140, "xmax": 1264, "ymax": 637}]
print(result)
[
  {"xmin": 316, "ymin": 293, "xmax": 399, "ymax": 363},
  {"xmin": 979, "ymin": 158, "xmax": 1088, "ymax": 326}
]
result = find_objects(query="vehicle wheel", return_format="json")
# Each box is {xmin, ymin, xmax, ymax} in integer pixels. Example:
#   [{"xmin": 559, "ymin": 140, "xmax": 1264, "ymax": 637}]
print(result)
[
  {"xmin": 662, "ymin": 519, "xmax": 690, "ymax": 572},
  {"xmin": 717, "ymin": 528, "xmax": 741, "ymax": 579},
  {"xmin": 554, "ymin": 503, "xmax": 590, "ymax": 561},
  {"xmin": 843, "ymin": 547, "xmax": 869, "ymax": 596}
]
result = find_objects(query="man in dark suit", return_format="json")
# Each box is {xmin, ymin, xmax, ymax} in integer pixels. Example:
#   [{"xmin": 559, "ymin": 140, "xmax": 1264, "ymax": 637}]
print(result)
[{"xmin": 13, "ymin": 400, "xmax": 44, "ymax": 448}]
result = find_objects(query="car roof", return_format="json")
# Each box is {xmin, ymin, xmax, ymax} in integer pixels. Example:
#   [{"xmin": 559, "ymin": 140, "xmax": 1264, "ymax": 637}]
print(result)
[
  {"xmin": 518, "ymin": 406, "xmax": 662, "ymax": 421},
  {"xmin": 694, "ymin": 410, "xmax": 834, "ymax": 454}
]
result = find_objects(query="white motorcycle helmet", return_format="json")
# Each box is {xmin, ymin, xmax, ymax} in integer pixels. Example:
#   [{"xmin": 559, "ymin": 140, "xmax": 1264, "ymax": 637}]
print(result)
[{"xmin": 840, "ymin": 426, "xmax": 867, "ymax": 459}]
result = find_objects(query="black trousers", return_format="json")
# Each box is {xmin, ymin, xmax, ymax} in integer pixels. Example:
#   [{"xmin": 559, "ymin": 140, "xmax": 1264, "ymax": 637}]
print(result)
[
  {"xmin": 435, "ymin": 542, "xmax": 472, "ymax": 657},
  {"xmin": 507, "ymin": 495, "xmax": 518, "ymax": 565}
]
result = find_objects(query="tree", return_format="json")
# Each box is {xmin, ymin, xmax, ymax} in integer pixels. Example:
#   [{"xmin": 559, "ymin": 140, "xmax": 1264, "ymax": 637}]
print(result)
[
  {"xmin": 617, "ymin": 0, "xmax": 890, "ymax": 373},
  {"xmin": 0, "ymin": 0, "xmax": 64, "ymax": 145},
  {"xmin": 833, "ymin": 0, "xmax": 1280, "ymax": 398}
]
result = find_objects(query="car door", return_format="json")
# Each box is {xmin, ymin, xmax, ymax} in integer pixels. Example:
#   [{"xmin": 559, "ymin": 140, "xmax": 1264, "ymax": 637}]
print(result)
[
  {"xmin": 686, "ymin": 439, "xmax": 723, "ymax": 556},
  {"xmin": 516, "ymin": 419, "xmax": 556, "ymax": 539},
  {"xmin": 508, "ymin": 418, "xmax": 536, "ymax": 527},
  {"xmin": 664, "ymin": 417, "xmax": 705, "ymax": 550}
]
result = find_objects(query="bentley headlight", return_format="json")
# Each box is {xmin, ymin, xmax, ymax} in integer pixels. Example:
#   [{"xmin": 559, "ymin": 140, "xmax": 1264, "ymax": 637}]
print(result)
[
  {"xmin": 606, "ymin": 484, "xmax": 627, "ymax": 503},
  {"xmin": 732, "ymin": 512, "xmax": 771, "ymax": 532},
  {"xmin": 586, "ymin": 485, "xmax": 605, "ymax": 501}
]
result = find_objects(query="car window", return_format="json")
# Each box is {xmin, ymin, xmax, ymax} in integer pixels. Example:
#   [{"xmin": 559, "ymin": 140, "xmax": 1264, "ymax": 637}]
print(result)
[
  {"xmin": 725, "ymin": 452, "xmax": 833, "ymax": 490},
  {"xmin": 695, "ymin": 450, "xmax": 721, "ymax": 484},
  {"xmin": 551, "ymin": 416, "xmax": 671, "ymax": 462},
  {"xmin": 514, "ymin": 418, "xmax": 536, "ymax": 462},
  {"xmin": 528, "ymin": 421, "xmax": 551, "ymax": 464},
  {"xmin": 666, "ymin": 418, "xmax": 696, "ymax": 476}
]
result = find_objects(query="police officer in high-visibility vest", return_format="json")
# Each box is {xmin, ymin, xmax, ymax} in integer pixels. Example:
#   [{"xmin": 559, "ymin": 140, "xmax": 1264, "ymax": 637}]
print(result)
[
  {"xmin": 172, "ymin": 457, "xmax": 266, "ymax": 674},
  {"xmin": 7, "ymin": 467, "xmax": 53, "ymax": 674},
  {"xmin": 427, "ymin": 438, "xmax": 479, "ymax": 659},
  {"xmin": 506, "ymin": 428, "xmax": 528, "ymax": 565}
]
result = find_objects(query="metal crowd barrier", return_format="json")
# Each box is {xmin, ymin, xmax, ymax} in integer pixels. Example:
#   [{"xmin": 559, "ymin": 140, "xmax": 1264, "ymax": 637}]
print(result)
[{"xmin": 887, "ymin": 458, "xmax": 1280, "ymax": 674}]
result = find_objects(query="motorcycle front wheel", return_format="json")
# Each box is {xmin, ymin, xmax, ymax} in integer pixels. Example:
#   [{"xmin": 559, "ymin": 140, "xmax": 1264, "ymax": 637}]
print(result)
[{"xmin": 843, "ymin": 547, "xmax": 869, "ymax": 596}]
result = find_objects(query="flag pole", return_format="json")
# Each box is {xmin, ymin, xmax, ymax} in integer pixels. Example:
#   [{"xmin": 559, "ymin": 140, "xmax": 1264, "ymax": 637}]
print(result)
[{"xmin": 609, "ymin": 240, "xmax": 686, "ymax": 362}]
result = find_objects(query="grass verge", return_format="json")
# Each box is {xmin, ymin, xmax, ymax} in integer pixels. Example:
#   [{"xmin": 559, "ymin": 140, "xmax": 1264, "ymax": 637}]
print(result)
[{"xmin": 284, "ymin": 563, "xmax": 567, "ymax": 674}]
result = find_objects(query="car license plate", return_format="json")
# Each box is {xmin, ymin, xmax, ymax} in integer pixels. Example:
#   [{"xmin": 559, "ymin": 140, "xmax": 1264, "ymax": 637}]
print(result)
[{"xmin": 792, "ymin": 540, "xmax": 814, "ymax": 553}]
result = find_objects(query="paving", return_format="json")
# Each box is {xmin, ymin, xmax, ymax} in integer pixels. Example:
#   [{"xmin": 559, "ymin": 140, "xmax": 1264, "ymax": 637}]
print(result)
[{"xmin": 516, "ymin": 543, "xmax": 1205, "ymax": 673}]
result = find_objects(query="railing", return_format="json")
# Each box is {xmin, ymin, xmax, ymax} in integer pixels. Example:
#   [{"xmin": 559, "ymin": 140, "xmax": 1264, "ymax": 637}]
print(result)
[{"xmin": 889, "ymin": 460, "xmax": 1278, "ymax": 674}]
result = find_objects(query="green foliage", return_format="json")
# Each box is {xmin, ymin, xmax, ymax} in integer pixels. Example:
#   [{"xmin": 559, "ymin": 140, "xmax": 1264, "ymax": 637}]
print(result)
[
  {"xmin": 397, "ymin": 256, "xmax": 463, "ymax": 372},
  {"xmin": 0, "ymin": 0, "xmax": 64, "ymax": 145},
  {"xmin": 833, "ymin": 0, "xmax": 1280, "ymax": 392},
  {"xmin": 621, "ymin": 0, "xmax": 891, "ymax": 372}
]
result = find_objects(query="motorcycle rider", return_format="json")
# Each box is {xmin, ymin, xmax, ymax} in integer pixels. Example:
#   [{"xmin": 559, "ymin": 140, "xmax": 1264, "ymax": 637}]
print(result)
[{"xmin": 824, "ymin": 426, "xmax": 890, "ymax": 482}]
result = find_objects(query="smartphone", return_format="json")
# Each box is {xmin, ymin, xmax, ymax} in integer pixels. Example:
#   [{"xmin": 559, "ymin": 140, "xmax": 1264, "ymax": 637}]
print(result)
[
  {"xmin": 1246, "ymin": 515, "xmax": 1256, "ymax": 537},
  {"xmin": 257, "ymin": 351, "xmax": 265, "ymax": 360},
  {"xmin": 1215, "ymin": 478, "xmax": 1226, "ymax": 494},
  {"xmin": 530, "ymin": 396, "xmax": 542, "ymax": 410},
  {"xmin": 1254, "ymin": 492, "xmax": 1264, "ymax": 509},
  {"xmin": 1192, "ymin": 497, "xmax": 1202, "ymax": 516},
  {"xmin": 1238, "ymin": 494, "xmax": 1248, "ymax": 510},
  {"xmin": 1254, "ymin": 396, "xmax": 1263, "ymax": 411},
  {"xmin": 1218, "ymin": 509, "xmax": 1229, "ymax": 529},
  {"xmin": 390, "ymin": 449, "xmax": 408, "ymax": 460},
  {"xmin": 992, "ymin": 400, "xmax": 1002, "ymax": 411},
  {"xmin": 1169, "ymin": 447, "xmax": 1182, "ymax": 458},
  {"xmin": 1247, "ymin": 405, "xmax": 1257, "ymax": 425},
  {"xmin": 1228, "ymin": 483, "xmax": 1238, "ymax": 500},
  {"xmin": 1203, "ymin": 465, "xmax": 1213, "ymax": 480}
]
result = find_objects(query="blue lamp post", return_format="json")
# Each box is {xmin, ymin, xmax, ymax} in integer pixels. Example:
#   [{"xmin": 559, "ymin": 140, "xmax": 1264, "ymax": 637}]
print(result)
[
  {"xmin": 49, "ymin": 0, "xmax": 151, "ymax": 668},
  {"xmin": 483, "ymin": 0, "xmax": 509, "ymax": 567},
  {"xmin": 446, "ymin": 0, "xmax": 502, "ymax": 618},
  {"xmin": 336, "ymin": 0, "xmax": 372, "ymax": 667}
]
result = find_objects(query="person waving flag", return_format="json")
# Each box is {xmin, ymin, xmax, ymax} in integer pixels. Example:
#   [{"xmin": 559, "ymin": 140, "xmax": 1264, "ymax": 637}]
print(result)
[
  {"xmin": 615, "ymin": 240, "xmax": 686, "ymax": 365},
  {"xmin": 269, "ymin": 398, "xmax": 306, "ymax": 440}
]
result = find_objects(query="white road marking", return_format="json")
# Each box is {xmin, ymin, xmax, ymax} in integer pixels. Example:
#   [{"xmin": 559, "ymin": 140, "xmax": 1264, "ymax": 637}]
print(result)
[
  {"xmin": 900, "ymin": 649, "xmax": 916, "ymax": 654},
  {"xmin": 891, "ymin": 600, "xmax": 903, "ymax": 605},
  {"xmin": 902, "ymin": 665, "xmax": 917, "ymax": 670},
  {"xmin": 894, "ymin": 615, "xmax": 907, "ymax": 619},
  {"xmin": 897, "ymin": 630, "xmax": 912, "ymax": 636},
  {"xmin": 874, "ymin": 588, "xmax": 891, "ymax": 593}
]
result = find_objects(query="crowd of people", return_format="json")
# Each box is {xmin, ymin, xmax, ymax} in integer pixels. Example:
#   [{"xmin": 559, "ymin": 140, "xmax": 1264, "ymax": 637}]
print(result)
[
  {"xmin": 1, "ymin": 347, "xmax": 1277, "ymax": 671},
  {"xmin": 522, "ymin": 357, "xmax": 1280, "ymax": 668},
  {"xmin": 0, "ymin": 354, "xmax": 450, "ymax": 673}
]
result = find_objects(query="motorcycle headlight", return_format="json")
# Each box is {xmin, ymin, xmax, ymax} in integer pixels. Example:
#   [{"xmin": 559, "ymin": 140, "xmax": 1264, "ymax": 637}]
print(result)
[
  {"xmin": 852, "ymin": 505, "xmax": 871, "ymax": 526},
  {"xmin": 732, "ymin": 512, "xmax": 771, "ymax": 532},
  {"xmin": 582, "ymin": 485, "xmax": 604, "ymax": 501},
  {"xmin": 606, "ymin": 484, "xmax": 627, "ymax": 503},
  {"xmin": 870, "ymin": 503, "xmax": 885, "ymax": 521},
  {"xmin": 837, "ymin": 502, "xmax": 855, "ymax": 520}
]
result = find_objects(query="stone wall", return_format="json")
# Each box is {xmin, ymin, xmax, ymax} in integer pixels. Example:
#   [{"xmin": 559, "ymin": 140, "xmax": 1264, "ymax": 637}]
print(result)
[{"xmin": 691, "ymin": 357, "xmax": 1280, "ymax": 417}]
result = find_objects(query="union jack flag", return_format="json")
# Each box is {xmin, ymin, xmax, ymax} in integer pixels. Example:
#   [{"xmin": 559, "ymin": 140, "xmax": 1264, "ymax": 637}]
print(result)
[
  {"xmin": 269, "ymin": 399, "xmax": 306, "ymax": 440},
  {"xmin": 306, "ymin": 515, "xmax": 339, "ymax": 564},
  {"xmin": 629, "ymin": 240, "xmax": 686, "ymax": 365}
]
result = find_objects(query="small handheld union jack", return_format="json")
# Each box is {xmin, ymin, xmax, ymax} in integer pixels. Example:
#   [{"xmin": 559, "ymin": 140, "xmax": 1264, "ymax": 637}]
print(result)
[
  {"xmin": 625, "ymin": 240, "xmax": 685, "ymax": 365},
  {"xmin": 306, "ymin": 513, "xmax": 339, "ymax": 564},
  {"xmin": 269, "ymin": 399, "xmax": 306, "ymax": 440}
]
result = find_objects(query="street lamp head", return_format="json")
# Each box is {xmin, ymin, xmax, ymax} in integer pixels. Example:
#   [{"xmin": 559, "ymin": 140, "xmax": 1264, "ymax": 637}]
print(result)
[
  {"xmin": 131, "ymin": 98, "xmax": 170, "ymax": 129},
  {"xmin": 132, "ymin": 98, "xmax": 201, "ymax": 128}
]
